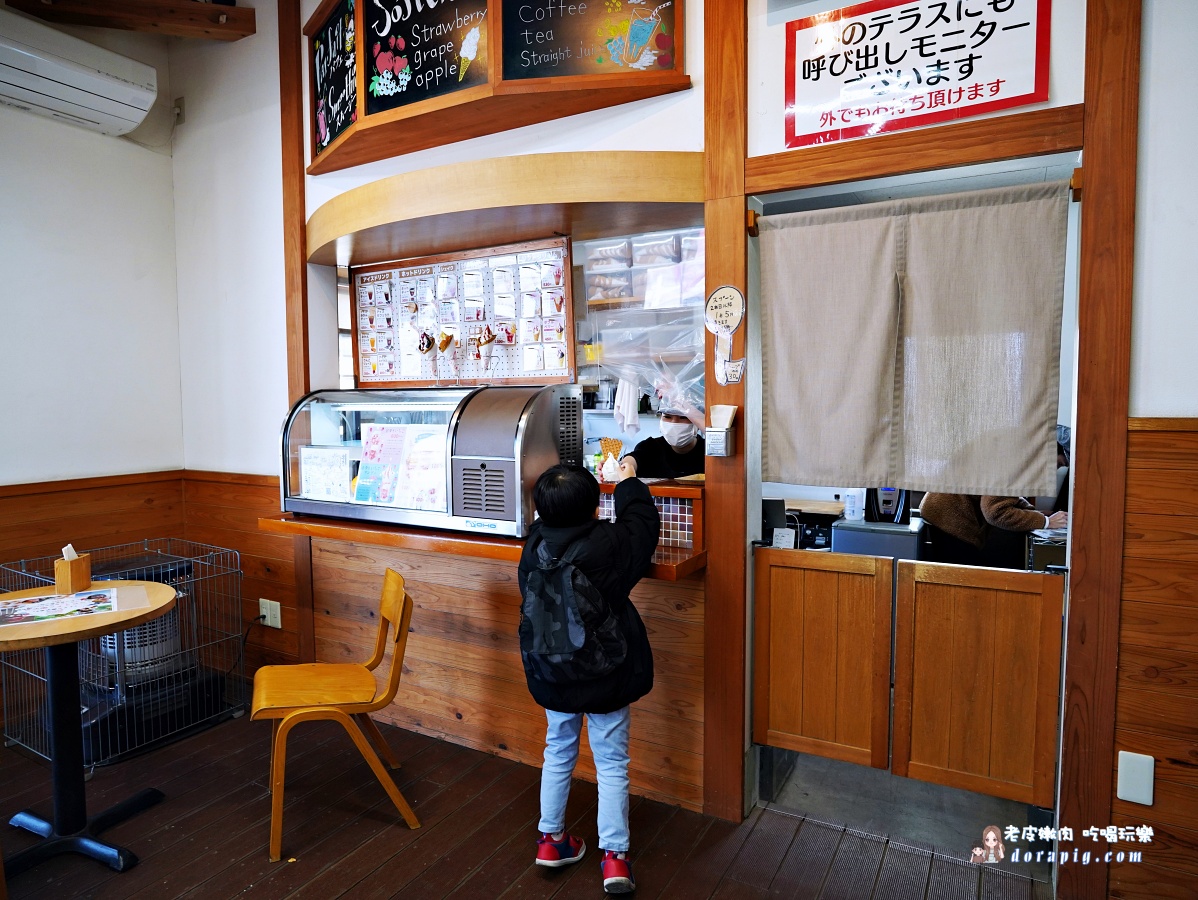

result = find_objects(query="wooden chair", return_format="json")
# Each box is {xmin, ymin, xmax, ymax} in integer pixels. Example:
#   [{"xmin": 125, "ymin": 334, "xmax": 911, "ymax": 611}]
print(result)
[{"xmin": 250, "ymin": 568, "xmax": 420, "ymax": 861}]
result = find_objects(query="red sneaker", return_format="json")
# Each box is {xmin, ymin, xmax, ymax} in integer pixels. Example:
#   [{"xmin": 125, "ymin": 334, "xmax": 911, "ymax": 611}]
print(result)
[
  {"xmin": 601, "ymin": 849, "xmax": 636, "ymax": 893},
  {"xmin": 536, "ymin": 832, "xmax": 586, "ymax": 867}
]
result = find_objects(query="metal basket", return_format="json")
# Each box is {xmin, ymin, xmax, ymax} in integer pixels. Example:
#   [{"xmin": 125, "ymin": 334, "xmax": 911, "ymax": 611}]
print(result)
[{"xmin": 0, "ymin": 539, "xmax": 246, "ymax": 765}]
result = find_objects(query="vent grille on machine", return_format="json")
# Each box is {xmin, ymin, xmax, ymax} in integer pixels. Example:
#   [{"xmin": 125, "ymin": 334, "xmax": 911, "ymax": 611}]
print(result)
[
  {"xmin": 557, "ymin": 396, "xmax": 583, "ymax": 465},
  {"xmin": 459, "ymin": 466, "xmax": 509, "ymax": 515}
]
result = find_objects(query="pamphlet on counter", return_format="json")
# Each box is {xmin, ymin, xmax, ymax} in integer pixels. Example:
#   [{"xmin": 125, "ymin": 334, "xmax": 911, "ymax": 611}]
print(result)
[
  {"xmin": 1031, "ymin": 528, "xmax": 1069, "ymax": 542},
  {"xmin": 0, "ymin": 585, "xmax": 149, "ymax": 627}
]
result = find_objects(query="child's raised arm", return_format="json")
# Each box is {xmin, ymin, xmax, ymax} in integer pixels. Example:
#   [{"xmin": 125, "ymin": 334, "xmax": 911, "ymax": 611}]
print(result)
[{"xmin": 611, "ymin": 478, "xmax": 661, "ymax": 585}]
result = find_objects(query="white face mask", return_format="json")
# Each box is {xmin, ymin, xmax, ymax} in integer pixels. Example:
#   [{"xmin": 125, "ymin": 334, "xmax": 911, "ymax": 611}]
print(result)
[{"xmin": 661, "ymin": 420, "xmax": 697, "ymax": 449}]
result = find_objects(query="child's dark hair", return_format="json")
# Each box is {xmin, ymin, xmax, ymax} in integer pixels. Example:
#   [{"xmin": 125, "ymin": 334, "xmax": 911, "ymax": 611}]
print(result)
[{"xmin": 533, "ymin": 465, "xmax": 600, "ymax": 528}]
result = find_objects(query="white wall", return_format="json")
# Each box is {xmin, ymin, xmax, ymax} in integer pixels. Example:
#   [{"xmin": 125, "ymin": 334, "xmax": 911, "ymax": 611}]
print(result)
[
  {"xmin": 300, "ymin": 0, "xmax": 705, "ymax": 214},
  {"xmin": 1130, "ymin": 0, "xmax": 1198, "ymax": 417},
  {"xmin": 0, "ymin": 37, "xmax": 183, "ymax": 484},
  {"xmin": 169, "ymin": 0, "xmax": 291, "ymax": 475},
  {"xmin": 747, "ymin": 0, "xmax": 1086, "ymax": 158}
]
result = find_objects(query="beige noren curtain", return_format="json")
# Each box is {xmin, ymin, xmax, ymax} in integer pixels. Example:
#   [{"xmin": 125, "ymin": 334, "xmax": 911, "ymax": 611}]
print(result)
[{"xmin": 759, "ymin": 181, "xmax": 1070, "ymax": 497}]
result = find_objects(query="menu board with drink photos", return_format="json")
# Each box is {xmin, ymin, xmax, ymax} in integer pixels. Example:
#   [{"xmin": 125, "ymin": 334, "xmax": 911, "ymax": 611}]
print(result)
[{"xmin": 352, "ymin": 237, "xmax": 574, "ymax": 387}]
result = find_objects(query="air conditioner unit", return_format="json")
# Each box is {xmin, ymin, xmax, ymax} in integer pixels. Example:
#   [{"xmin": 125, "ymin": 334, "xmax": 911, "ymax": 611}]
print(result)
[{"xmin": 0, "ymin": 7, "xmax": 157, "ymax": 136}]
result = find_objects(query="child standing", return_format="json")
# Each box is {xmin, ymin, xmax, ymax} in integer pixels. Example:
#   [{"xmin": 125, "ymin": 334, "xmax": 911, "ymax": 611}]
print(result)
[{"xmin": 518, "ymin": 464, "xmax": 660, "ymax": 894}]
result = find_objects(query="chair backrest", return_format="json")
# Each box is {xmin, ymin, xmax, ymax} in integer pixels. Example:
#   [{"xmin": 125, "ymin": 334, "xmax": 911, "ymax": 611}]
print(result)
[{"xmin": 362, "ymin": 568, "xmax": 414, "ymax": 712}]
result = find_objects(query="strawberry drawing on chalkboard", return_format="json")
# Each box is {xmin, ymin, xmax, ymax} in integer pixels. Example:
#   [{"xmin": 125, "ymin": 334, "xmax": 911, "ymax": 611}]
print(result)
[{"xmin": 369, "ymin": 35, "xmax": 411, "ymax": 97}]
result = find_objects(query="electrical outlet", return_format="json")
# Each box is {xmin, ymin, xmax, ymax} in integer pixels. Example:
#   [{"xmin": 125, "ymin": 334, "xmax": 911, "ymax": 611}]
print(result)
[
  {"xmin": 173, "ymin": 96, "xmax": 185, "ymax": 125},
  {"xmin": 258, "ymin": 598, "xmax": 282, "ymax": 629}
]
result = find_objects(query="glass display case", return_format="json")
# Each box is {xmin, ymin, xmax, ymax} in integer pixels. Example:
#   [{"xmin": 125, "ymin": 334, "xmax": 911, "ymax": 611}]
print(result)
[
  {"xmin": 280, "ymin": 385, "xmax": 582, "ymax": 537},
  {"xmin": 573, "ymin": 226, "xmax": 706, "ymax": 468}
]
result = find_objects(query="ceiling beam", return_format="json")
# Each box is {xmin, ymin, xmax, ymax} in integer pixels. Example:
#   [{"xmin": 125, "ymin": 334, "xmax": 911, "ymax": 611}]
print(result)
[{"xmin": 6, "ymin": 0, "xmax": 256, "ymax": 42}]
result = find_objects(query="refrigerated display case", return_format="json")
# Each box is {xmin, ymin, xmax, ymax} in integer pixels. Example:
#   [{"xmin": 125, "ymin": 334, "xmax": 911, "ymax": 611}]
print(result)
[{"xmin": 280, "ymin": 384, "xmax": 582, "ymax": 537}]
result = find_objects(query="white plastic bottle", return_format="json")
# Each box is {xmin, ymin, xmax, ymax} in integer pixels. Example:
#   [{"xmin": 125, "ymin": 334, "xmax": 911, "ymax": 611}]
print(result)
[{"xmin": 844, "ymin": 488, "xmax": 866, "ymax": 521}]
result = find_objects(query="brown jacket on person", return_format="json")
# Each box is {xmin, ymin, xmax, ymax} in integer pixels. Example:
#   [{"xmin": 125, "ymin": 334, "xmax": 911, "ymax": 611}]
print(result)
[{"xmin": 920, "ymin": 494, "xmax": 1047, "ymax": 548}]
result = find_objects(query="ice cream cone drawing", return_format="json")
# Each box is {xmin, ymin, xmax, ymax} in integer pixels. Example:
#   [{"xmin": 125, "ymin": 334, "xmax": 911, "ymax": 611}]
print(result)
[{"xmin": 459, "ymin": 26, "xmax": 480, "ymax": 81}]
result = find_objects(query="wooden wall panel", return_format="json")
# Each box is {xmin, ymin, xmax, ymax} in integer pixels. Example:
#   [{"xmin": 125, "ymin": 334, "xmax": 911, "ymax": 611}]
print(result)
[
  {"xmin": 309, "ymin": 537, "xmax": 705, "ymax": 812},
  {"xmin": 893, "ymin": 562, "xmax": 1062, "ymax": 807},
  {"xmin": 1109, "ymin": 862, "xmax": 1197, "ymax": 900},
  {"xmin": 0, "ymin": 473, "xmax": 185, "ymax": 565},
  {"xmin": 0, "ymin": 472, "xmax": 294, "ymax": 713},
  {"xmin": 752, "ymin": 549, "xmax": 890, "ymax": 769},
  {"xmin": 182, "ymin": 472, "xmax": 301, "ymax": 672},
  {"xmin": 1110, "ymin": 817, "xmax": 1198, "ymax": 879},
  {"xmin": 1110, "ymin": 421, "xmax": 1198, "ymax": 894}
]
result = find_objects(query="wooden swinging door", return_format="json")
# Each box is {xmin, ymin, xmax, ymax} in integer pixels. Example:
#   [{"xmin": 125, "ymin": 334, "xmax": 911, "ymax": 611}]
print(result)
[
  {"xmin": 892, "ymin": 561, "xmax": 1064, "ymax": 806},
  {"xmin": 752, "ymin": 548, "xmax": 892, "ymax": 769}
]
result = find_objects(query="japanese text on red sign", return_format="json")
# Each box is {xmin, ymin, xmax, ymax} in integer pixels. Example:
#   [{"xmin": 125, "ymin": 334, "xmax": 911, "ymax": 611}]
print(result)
[{"xmin": 785, "ymin": 0, "xmax": 1050, "ymax": 148}]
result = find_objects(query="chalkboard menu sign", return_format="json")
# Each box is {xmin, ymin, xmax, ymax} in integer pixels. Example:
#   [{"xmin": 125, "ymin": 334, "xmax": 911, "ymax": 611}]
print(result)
[
  {"xmin": 502, "ymin": 0, "xmax": 678, "ymax": 80},
  {"xmin": 311, "ymin": 0, "xmax": 356, "ymax": 154},
  {"xmin": 365, "ymin": 0, "xmax": 489, "ymax": 116}
]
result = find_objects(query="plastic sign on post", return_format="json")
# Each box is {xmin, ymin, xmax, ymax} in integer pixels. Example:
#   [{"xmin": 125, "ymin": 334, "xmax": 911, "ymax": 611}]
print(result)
[
  {"xmin": 784, "ymin": 0, "xmax": 1050, "ymax": 148},
  {"xmin": 704, "ymin": 285, "xmax": 746, "ymax": 387}
]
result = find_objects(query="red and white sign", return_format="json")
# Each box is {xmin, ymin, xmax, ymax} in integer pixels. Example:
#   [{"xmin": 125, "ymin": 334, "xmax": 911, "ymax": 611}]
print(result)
[{"xmin": 785, "ymin": 0, "xmax": 1050, "ymax": 148}]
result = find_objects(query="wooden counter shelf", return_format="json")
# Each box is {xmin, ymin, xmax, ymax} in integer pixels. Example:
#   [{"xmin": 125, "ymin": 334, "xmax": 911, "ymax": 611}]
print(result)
[{"xmin": 258, "ymin": 514, "xmax": 706, "ymax": 581}]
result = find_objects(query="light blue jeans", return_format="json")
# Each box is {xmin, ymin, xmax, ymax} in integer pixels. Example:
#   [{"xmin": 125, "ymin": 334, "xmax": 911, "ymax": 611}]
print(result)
[{"xmin": 538, "ymin": 706, "xmax": 632, "ymax": 852}]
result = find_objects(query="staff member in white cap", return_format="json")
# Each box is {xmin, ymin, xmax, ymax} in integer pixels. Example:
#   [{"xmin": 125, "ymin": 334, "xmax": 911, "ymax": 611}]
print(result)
[{"xmin": 618, "ymin": 404, "xmax": 705, "ymax": 480}]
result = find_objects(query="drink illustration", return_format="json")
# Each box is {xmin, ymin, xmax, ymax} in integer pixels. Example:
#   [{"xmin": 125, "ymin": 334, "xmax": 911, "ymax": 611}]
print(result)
[{"xmin": 624, "ymin": 8, "xmax": 660, "ymax": 65}]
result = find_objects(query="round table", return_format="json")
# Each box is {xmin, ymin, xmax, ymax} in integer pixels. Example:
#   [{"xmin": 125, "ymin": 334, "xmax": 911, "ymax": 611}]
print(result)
[{"xmin": 0, "ymin": 580, "xmax": 176, "ymax": 878}]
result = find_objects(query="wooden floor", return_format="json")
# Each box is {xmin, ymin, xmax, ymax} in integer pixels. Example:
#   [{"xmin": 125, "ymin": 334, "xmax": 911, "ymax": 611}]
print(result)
[{"xmin": 0, "ymin": 715, "xmax": 1049, "ymax": 899}]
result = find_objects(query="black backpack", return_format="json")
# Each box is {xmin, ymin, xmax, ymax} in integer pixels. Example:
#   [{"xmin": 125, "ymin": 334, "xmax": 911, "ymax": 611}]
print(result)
[{"xmin": 519, "ymin": 538, "xmax": 628, "ymax": 685}]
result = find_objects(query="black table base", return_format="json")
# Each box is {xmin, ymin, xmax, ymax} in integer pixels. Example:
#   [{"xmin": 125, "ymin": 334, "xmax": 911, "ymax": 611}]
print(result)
[
  {"xmin": 3, "ymin": 641, "xmax": 165, "ymax": 879},
  {"xmin": 5, "ymin": 788, "xmax": 164, "ymax": 877}
]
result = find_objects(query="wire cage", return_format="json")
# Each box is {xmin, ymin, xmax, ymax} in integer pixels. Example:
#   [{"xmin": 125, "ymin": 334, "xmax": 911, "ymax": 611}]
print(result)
[{"xmin": 0, "ymin": 538, "xmax": 246, "ymax": 765}]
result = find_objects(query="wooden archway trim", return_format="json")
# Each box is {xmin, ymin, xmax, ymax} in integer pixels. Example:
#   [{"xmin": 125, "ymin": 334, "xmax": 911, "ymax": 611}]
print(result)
[{"xmin": 305, "ymin": 151, "xmax": 705, "ymax": 267}]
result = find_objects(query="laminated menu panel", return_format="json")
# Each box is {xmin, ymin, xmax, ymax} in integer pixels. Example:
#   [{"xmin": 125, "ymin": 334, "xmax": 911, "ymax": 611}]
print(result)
[
  {"xmin": 892, "ymin": 561, "xmax": 1063, "ymax": 806},
  {"xmin": 752, "ymin": 548, "xmax": 892, "ymax": 769}
]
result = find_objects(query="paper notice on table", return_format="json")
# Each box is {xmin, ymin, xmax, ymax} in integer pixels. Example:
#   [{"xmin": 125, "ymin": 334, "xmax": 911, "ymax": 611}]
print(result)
[
  {"xmin": 771, "ymin": 528, "xmax": 797, "ymax": 549},
  {"xmin": 0, "ymin": 588, "xmax": 119, "ymax": 626},
  {"xmin": 113, "ymin": 584, "xmax": 150, "ymax": 611}
]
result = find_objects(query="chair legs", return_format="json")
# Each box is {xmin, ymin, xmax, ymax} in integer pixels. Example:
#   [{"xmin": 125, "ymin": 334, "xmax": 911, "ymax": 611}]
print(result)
[
  {"xmin": 265, "ymin": 709, "xmax": 420, "ymax": 862},
  {"xmin": 335, "ymin": 710, "xmax": 420, "ymax": 830},
  {"xmin": 356, "ymin": 713, "xmax": 400, "ymax": 769}
]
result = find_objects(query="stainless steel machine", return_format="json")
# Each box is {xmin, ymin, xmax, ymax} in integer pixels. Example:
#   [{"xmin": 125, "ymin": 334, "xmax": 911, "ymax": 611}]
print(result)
[{"xmin": 280, "ymin": 385, "xmax": 583, "ymax": 537}]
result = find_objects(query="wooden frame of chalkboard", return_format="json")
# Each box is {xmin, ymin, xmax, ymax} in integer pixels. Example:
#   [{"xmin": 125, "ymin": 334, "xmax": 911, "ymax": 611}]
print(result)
[
  {"xmin": 350, "ymin": 236, "xmax": 576, "ymax": 389},
  {"xmin": 305, "ymin": 0, "xmax": 359, "ymax": 159},
  {"xmin": 304, "ymin": 0, "xmax": 691, "ymax": 175}
]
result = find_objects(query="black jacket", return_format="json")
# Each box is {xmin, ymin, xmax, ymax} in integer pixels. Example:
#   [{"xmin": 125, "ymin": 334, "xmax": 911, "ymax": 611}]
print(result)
[
  {"xmin": 518, "ymin": 478, "xmax": 660, "ymax": 713},
  {"xmin": 627, "ymin": 435, "xmax": 706, "ymax": 479}
]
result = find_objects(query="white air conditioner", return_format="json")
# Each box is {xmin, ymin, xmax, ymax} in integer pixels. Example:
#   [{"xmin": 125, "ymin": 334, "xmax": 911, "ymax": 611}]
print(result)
[{"xmin": 0, "ymin": 7, "xmax": 157, "ymax": 136}]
